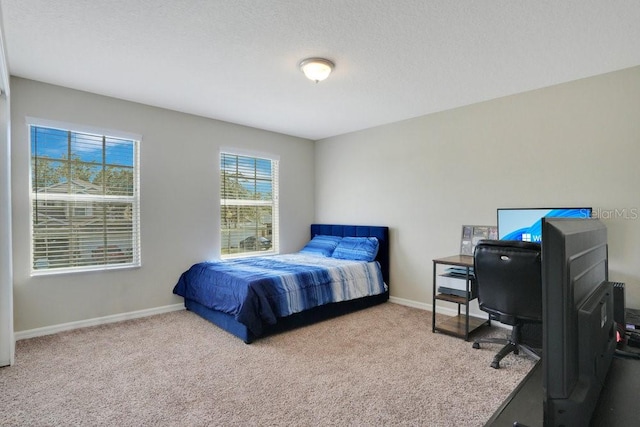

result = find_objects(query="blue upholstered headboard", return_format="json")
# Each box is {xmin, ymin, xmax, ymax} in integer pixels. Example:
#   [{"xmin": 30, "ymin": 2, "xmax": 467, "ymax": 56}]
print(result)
[{"xmin": 310, "ymin": 224, "xmax": 390, "ymax": 286}]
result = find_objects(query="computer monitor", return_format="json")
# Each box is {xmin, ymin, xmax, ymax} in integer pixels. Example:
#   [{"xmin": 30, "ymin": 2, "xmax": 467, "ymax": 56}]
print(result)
[
  {"xmin": 497, "ymin": 207, "xmax": 592, "ymax": 242},
  {"xmin": 542, "ymin": 217, "xmax": 615, "ymax": 426}
]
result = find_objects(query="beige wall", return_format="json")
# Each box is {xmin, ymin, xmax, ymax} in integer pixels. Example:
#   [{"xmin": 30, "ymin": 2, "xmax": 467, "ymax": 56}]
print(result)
[
  {"xmin": 315, "ymin": 66, "xmax": 640, "ymax": 316},
  {"xmin": 10, "ymin": 77, "xmax": 315, "ymax": 332},
  {"xmin": 10, "ymin": 66, "xmax": 640, "ymax": 332}
]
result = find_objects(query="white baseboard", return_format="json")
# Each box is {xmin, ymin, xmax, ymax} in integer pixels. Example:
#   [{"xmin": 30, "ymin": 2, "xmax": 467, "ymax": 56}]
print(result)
[
  {"xmin": 389, "ymin": 295, "xmax": 459, "ymax": 317},
  {"xmin": 389, "ymin": 296, "xmax": 507, "ymax": 328},
  {"xmin": 15, "ymin": 298, "xmax": 505, "ymax": 341},
  {"xmin": 389, "ymin": 295, "xmax": 429, "ymax": 310},
  {"xmin": 15, "ymin": 303, "xmax": 185, "ymax": 341}
]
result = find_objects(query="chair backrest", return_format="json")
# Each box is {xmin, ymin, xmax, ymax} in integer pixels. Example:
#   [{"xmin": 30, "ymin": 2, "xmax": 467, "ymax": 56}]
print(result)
[{"xmin": 473, "ymin": 239, "xmax": 542, "ymax": 325}]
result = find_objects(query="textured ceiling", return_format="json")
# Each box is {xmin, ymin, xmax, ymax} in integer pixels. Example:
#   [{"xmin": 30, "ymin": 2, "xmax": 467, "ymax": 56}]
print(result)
[{"xmin": 1, "ymin": 0, "xmax": 639, "ymax": 140}]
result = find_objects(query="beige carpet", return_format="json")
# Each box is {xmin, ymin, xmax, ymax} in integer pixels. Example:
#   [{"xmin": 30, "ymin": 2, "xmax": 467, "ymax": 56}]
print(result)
[{"xmin": 0, "ymin": 303, "xmax": 535, "ymax": 426}]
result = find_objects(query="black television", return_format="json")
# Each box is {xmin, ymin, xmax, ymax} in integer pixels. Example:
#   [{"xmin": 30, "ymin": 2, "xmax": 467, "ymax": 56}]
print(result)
[
  {"xmin": 542, "ymin": 217, "xmax": 616, "ymax": 426},
  {"xmin": 497, "ymin": 207, "xmax": 592, "ymax": 242}
]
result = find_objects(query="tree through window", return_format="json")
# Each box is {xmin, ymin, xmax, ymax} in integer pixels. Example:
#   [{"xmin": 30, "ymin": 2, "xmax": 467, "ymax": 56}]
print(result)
[
  {"xmin": 220, "ymin": 151, "xmax": 279, "ymax": 256},
  {"xmin": 30, "ymin": 123, "xmax": 140, "ymax": 273}
]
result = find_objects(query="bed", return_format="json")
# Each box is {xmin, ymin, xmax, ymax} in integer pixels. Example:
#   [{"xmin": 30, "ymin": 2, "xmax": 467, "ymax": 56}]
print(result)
[{"xmin": 173, "ymin": 224, "xmax": 390, "ymax": 343}]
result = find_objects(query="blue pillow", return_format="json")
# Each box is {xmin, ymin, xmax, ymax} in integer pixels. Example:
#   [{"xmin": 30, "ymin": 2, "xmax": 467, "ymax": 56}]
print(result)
[
  {"xmin": 299, "ymin": 235, "xmax": 343, "ymax": 257},
  {"xmin": 331, "ymin": 237, "xmax": 379, "ymax": 262}
]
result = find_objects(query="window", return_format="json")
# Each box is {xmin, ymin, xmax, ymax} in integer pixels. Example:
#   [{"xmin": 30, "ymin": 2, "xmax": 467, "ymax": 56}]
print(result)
[
  {"xmin": 220, "ymin": 151, "xmax": 279, "ymax": 257},
  {"xmin": 30, "ymin": 121, "xmax": 140, "ymax": 274}
]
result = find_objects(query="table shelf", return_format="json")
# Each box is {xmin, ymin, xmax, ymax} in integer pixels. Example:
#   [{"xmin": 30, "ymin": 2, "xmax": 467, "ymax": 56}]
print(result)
[{"xmin": 432, "ymin": 255, "xmax": 489, "ymax": 340}]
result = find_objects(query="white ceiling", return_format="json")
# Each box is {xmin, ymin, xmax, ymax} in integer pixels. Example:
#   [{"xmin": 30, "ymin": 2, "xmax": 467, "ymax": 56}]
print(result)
[{"xmin": 1, "ymin": 1, "xmax": 639, "ymax": 140}]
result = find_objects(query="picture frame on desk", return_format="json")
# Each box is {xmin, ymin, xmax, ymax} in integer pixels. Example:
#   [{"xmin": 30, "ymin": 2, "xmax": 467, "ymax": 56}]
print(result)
[{"xmin": 460, "ymin": 225, "xmax": 498, "ymax": 256}]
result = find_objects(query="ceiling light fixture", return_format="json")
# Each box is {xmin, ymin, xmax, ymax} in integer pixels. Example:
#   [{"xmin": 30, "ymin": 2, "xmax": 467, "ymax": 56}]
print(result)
[{"xmin": 299, "ymin": 57, "xmax": 334, "ymax": 83}]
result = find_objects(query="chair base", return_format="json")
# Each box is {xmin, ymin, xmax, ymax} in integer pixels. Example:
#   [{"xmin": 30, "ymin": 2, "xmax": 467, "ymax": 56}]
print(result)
[{"xmin": 472, "ymin": 326, "xmax": 541, "ymax": 369}]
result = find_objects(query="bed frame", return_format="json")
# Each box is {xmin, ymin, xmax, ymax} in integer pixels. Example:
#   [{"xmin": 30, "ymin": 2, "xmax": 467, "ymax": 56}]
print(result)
[{"xmin": 184, "ymin": 224, "xmax": 390, "ymax": 343}]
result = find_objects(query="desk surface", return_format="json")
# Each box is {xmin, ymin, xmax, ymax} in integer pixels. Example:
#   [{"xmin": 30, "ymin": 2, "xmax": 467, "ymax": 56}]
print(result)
[
  {"xmin": 590, "ymin": 353, "xmax": 640, "ymax": 426},
  {"xmin": 432, "ymin": 254, "xmax": 474, "ymax": 267},
  {"xmin": 487, "ymin": 352, "xmax": 640, "ymax": 426}
]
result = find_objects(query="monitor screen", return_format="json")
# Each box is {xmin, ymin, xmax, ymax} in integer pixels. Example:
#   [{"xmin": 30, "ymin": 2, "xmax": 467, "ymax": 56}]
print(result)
[{"xmin": 497, "ymin": 208, "xmax": 592, "ymax": 242}]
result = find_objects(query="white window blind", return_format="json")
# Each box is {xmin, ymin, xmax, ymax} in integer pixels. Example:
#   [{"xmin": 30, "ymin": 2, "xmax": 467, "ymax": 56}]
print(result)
[
  {"xmin": 30, "ymin": 123, "xmax": 141, "ymax": 274},
  {"xmin": 220, "ymin": 151, "xmax": 279, "ymax": 257}
]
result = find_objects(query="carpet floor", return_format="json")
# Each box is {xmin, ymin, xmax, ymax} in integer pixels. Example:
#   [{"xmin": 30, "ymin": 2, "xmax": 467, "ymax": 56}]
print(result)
[{"xmin": 0, "ymin": 303, "xmax": 535, "ymax": 426}]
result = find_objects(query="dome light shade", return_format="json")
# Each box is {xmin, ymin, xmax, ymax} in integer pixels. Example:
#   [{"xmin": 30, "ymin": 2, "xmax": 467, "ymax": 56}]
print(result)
[{"xmin": 299, "ymin": 58, "xmax": 334, "ymax": 83}]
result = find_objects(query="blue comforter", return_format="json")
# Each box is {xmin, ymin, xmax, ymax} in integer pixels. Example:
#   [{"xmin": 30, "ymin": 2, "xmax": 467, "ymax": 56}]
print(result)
[{"xmin": 173, "ymin": 253, "xmax": 387, "ymax": 335}]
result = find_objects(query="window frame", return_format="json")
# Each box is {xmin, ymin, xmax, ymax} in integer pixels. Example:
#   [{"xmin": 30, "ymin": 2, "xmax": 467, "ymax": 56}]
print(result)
[
  {"xmin": 219, "ymin": 148, "xmax": 279, "ymax": 259},
  {"xmin": 28, "ymin": 117, "xmax": 141, "ymax": 275}
]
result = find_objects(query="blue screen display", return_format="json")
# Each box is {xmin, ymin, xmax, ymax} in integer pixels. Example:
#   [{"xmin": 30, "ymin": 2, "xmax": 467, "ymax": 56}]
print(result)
[{"xmin": 497, "ymin": 208, "xmax": 592, "ymax": 242}]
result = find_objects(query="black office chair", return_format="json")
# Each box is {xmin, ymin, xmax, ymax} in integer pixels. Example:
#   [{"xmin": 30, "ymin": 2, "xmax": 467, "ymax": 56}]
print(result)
[{"xmin": 472, "ymin": 239, "xmax": 543, "ymax": 369}]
